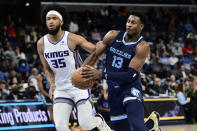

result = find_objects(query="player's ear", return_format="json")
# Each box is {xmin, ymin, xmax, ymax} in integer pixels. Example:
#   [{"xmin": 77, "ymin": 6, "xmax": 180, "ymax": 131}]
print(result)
[
  {"xmin": 140, "ymin": 23, "xmax": 144, "ymax": 30},
  {"xmin": 60, "ymin": 20, "xmax": 64, "ymax": 26}
]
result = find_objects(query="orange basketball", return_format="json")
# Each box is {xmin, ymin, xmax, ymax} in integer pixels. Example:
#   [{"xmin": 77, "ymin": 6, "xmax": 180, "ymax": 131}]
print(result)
[{"xmin": 71, "ymin": 67, "xmax": 95, "ymax": 90}]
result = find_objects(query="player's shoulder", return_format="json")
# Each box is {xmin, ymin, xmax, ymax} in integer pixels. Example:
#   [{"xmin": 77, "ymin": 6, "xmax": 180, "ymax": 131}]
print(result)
[
  {"xmin": 103, "ymin": 30, "xmax": 120, "ymax": 44},
  {"xmin": 105, "ymin": 30, "xmax": 120, "ymax": 39},
  {"xmin": 69, "ymin": 32, "xmax": 83, "ymax": 40},
  {"xmin": 37, "ymin": 37, "xmax": 44, "ymax": 46},
  {"xmin": 137, "ymin": 40, "xmax": 150, "ymax": 52}
]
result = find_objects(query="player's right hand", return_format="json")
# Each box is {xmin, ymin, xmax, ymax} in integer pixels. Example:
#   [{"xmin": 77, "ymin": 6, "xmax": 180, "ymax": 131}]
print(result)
[{"xmin": 49, "ymin": 84, "xmax": 56, "ymax": 101}]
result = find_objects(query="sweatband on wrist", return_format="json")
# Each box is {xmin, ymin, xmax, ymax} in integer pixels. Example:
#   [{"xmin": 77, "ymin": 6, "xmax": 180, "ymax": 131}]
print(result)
[{"xmin": 104, "ymin": 67, "xmax": 139, "ymax": 83}]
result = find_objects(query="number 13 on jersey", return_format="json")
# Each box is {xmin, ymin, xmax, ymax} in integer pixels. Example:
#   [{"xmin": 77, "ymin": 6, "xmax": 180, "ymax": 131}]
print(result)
[{"xmin": 112, "ymin": 55, "xmax": 123, "ymax": 69}]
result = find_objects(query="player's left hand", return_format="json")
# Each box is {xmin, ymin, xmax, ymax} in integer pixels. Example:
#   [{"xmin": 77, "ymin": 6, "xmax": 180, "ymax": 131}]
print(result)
[{"xmin": 80, "ymin": 65, "xmax": 102, "ymax": 81}]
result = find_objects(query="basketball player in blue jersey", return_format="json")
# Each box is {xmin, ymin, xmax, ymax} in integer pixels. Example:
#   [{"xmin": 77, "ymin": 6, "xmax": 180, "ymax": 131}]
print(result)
[
  {"xmin": 80, "ymin": 11, "xmax": 161, "ymax": 131},
  {"xmin": 37, "ymin": 66, "xmax": 54, "ymax": 123},
  {"xmin": 37, "ymin": 4, "xmax": 111, "ymax": 131}
]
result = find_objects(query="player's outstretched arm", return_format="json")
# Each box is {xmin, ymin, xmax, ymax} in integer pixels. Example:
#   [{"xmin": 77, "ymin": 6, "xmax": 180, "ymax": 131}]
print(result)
[
  {"xmin": 37, "ymin": 38, "xmax": 56, "ymax": 99},
  {"xmin": 83, "ymin": 30, "xmax": 119, "ymax": 66},
  {"xmin": 69, "ymin": 33, "xmax": 96, "ymax": 53}
]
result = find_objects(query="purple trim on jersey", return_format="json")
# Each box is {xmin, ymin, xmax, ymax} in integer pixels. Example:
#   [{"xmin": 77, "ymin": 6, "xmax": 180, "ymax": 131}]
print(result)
[
  {"xmin": 67, "ymin": 32, "xmax": 75, "ymax": 53},
  {"xmin": 76, "ymin": 52, "xmax": 83, "ymax": 66},
  {"xmin": 73, "ymin": 52, "xmax": 78, "ymax": 69},
  {"xmin": 47, "ymin": 31, "xmax": 65, "ymax": 45},
  {"xmin": 76, "ymin": 89, "xmax": 90, "ymax": 104},
  {"xmin": 54, "ymin": 97, "xmax": 74, "ymax": 103}
]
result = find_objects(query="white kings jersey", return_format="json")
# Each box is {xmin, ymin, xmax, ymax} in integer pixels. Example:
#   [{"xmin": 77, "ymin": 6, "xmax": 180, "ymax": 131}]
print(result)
[{"xmin": 43, "ymin": 31, "xmax": 83, "ymax": 90}]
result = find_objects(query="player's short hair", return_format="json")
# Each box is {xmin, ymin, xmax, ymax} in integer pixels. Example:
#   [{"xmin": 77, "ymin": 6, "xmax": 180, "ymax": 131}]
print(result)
[
  {"xmin": 41, "ymin": 4, "xmax": 66, "ymax": 25},
  {"xmin": 129, "ymin": 11, "xmax": 148, "ymax": 25}
]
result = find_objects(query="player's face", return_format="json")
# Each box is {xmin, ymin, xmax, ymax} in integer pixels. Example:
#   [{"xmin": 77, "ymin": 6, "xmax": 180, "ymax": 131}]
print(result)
[
  {"xmin": 46, "ymin": 14, "xmax": 63, "ymax": 35},
  {"xmin": 126, "ymin": 15, "xmax": 144, "ymax": 36}
]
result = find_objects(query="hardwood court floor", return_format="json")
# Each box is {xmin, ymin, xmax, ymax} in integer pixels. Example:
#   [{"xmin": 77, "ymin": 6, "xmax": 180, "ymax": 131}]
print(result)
[{"xmin": 160, "ymin": 124, "xmax": 197, "ymax": 131}]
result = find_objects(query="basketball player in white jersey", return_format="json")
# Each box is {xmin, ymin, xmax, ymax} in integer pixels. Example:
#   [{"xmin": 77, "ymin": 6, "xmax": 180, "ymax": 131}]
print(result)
[{"xmin": 37, "ymin": 5, "xmax": 111, "ymax": 131}]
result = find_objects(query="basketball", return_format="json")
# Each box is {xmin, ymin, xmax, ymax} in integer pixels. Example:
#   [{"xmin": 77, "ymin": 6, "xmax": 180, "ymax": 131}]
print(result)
[{"xmin": 71, "ymin": 67, "xmax": 95, "ymax": 89}]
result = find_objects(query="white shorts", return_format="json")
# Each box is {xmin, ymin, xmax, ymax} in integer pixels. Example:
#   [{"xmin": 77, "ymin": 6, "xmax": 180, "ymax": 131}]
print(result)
[{"xmin": 53, "ymin": 87, "xmax": 90, "ymax": 106}]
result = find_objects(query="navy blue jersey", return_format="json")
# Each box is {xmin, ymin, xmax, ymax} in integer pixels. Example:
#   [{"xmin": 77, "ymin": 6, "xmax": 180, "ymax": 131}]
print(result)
[{"xmin": 105, "ymin": 31, "xmax": 143, "ymax": 90}]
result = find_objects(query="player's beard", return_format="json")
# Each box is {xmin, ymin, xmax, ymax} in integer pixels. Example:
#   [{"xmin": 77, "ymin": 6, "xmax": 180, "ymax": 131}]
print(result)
[{"xmin": 48, "ymin": 25, "xmax": 61, "ymax": 35}]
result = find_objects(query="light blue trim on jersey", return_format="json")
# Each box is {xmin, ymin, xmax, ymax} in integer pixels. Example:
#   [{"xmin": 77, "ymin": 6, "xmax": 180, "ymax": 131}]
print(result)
[
  {"xmin": 122, "ymin": 32, "xmax": 143, "ymax": 45},
  {"xmin": 110, "ymin": 115, "xmax": 128, "ymax": 121},
  {"xmin": 0, "ymin": 124, "xmax": 55, "ymax": 130},
  {"xmin": 123, "ymin": 96, "xmax": 138, "ymax": 104},
  {"xmin": 47, "ymin": 31, "xmax": 65, "ymax": 45}
]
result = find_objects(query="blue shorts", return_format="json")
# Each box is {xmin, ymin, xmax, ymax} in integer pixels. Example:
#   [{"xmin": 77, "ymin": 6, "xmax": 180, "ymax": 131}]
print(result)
[{"xmin": 107, "ymin": 80, "xmax": 143, "ymax": 121}]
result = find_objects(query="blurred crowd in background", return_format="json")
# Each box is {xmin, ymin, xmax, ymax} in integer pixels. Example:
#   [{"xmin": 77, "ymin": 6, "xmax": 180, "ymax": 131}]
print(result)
[{"xmin": 0, "ymin": 6, "xmax": 197, "ymax": 123}]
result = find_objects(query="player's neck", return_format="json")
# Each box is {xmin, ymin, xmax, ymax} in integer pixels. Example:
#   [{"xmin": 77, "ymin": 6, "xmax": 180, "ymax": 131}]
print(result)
[
  {"xmin": 125, "ymin": 34, "xmax": 140, "ymax": 43},
  {"xmin": 48, "ymin": 29, "xmax": 64, "ymax": 43}
]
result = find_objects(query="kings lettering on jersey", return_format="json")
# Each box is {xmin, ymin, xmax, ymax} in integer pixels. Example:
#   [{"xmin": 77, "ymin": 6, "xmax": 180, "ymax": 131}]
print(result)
[{"xmin": 44, "ymin": 50, "xmax": 69, "ymax": 59}]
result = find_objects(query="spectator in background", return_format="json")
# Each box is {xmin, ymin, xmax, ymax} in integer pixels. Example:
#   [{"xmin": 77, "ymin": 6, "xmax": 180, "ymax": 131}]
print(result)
[
  {"xmin": 163, "ymin": 78, "xmax": 176, "ymax": 96},
  {"xmin": 167, "ymin": 38, "xmax": 177, "ymax": 54},
  {"xmin": 0, "ymin": 81, "xmax": 9, "ymax": 99},
  {"xmin": 0, "ymin": 59, "xmax": 8, "ymax": 73},
  {"xmin": 7, "ymin": 21, "xmax": 16, "ymax": 38},
  {"xmin": 187, "ymin": 29, "xmax": 197, "ymax": 42},
  {"xmin": 190, "ymin": 64, "xmax": 197, "ymax": 77},
  {"xmin": 176, "ymin": 21, "xmax": 185, "ymax": 32},
  {"xmin": 17, "ymin": 59, "xmax": 29, "ymax": 73},
  {"xmin": 4, "ymin": 44, "xmax": 17, "ymax": 63},
  {"xmin": 152, "ymin": 77, "xmax": 167, "ymax": 96},
  {"xmin": 176, "ymin": 37, "xmax": 185, "ymax": 48},
  {"xmin": 182, "ymin": 39, "xmax": 194, "ymax": 55},
  {"xmin": 91, "ymin": 27, "xmax": 102, "ymax": 42},
  {"xmin": 28, "ymin": 67, "xmax": 39, "ymax": 91},
  {"xmin": 69, "ymin": 15, "xmax": 79, "ymax": 33},
  {"xmin": 184, "ymin": 18, "xmax": 194, "ymax": 32},
  {"xmin": 159, "ymin": 52, "xmax": 169, "ymax": 65},
  {"xmin": 168, "ymin": 19, "xmax": 176, "ymax": 32},
  {"xmin": 15, "ymin": 46, "xmax": 26, "ymax": 61},
  {"xmin": 177, "ymin": 64, "xmax": 189, "ymax": 80},
  {"xmin": 26, "ymin": 26, "xmax": 38, "ymax": 44},
  {"xmin": 176, "ymin": 83, "xmax": 195, "ymax": 123},
  {"xmin": 181, "ymin": 55, "xmax": 192, "ymax": 70},
  {"xmin": 172, "ymin": 43, "xmax": 183, "ymax": 56},
  {"xmin": 8, "ymin": 61, "xmax": 17, "ymax": 71},
  {"xmin": 25, "ymin": 86, "xmax": 39, "ymax": 100},
  {"xmin": 188, "ymin": 78, "xmax": 197, "ymax": 121},
  {"xmin": 29, "ymin": 53, "xmax": 40, "ymax": 68},
  {"xmin": 168, "ymin": 53, "xmax": 178, "ymax": 69},
  {"xmin": 6, "ymin": 84, "xmax": 24, "ymax": 100}
]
